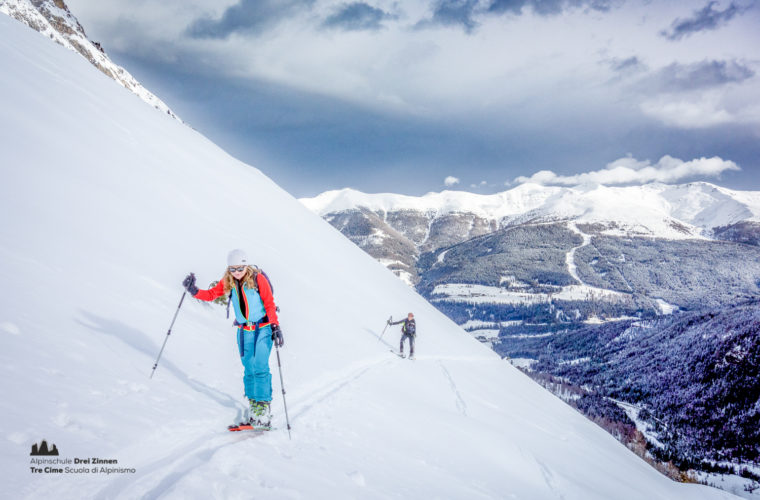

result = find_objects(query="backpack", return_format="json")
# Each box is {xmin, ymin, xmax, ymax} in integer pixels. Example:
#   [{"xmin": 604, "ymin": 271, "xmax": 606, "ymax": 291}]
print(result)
[
  {"xmin": 405, "ymin": 319, "xmax": 416, "ymax": 335},
  {"xmin": 226, "ymin": 266, "xmax": 275, "ymax": 319}
]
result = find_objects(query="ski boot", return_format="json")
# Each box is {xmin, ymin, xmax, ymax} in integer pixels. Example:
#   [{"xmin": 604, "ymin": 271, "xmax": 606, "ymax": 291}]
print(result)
[
  {"xmin": 248, "ymin": 398, "xmax": 258, "ymax": 417},
  {"xmin": 251, "ymin": 401, "xmax": 272, "ymax": 430}
]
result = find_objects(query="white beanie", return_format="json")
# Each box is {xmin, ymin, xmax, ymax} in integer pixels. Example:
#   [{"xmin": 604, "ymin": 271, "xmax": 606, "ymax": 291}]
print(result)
[{"xmin": 227, "ymin": 249, "xmax": 248, "ymax": 267}]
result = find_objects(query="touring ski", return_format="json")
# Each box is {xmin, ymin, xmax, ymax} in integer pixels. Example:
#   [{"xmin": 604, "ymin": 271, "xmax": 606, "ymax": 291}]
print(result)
[{"xmin": 227, "ymin": 421, "xmax": 274, "ymax": 432}]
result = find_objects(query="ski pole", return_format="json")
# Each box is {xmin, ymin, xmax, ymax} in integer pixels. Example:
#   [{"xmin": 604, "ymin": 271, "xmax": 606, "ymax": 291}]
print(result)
[
  {"xmin": 150, "ymin": 290, "xmax": 187, "ymax": 379},
  {"xmin": 378, "ymin": 316, "xmax": 392, "ymax": 342},
  {"xmin": 274, "ymin": 342, "xmax": 292, "ymax": 439}
]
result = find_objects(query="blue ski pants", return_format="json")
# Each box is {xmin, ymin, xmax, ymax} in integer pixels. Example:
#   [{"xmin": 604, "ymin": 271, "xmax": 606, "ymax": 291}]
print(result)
[
  {"xmin": 236, "ymin": 325, "xmax": 273, "ymax": 402},
  {"xmin": 400, "ymin": 333, "xmax": 415, "ymax": 356}
]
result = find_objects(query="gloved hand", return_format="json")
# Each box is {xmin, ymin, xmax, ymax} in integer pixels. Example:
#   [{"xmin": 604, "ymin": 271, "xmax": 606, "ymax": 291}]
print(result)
[
  {"xmin": 271, "ymin": 324, "xmax": 284, "ymax": 348},
  {"xmin": 182, "ymin": 273, "xmax": 199, "ymax": 296}
]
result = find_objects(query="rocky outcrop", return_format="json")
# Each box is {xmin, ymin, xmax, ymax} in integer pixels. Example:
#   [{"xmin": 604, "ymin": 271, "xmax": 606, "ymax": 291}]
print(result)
[
  {"xmin": 322, "ymin": 207, "xmax": 500, "ymax": 284},
  {"xmin": 325, "ymin": 208, "xmax": 419, "ymax": 284}
]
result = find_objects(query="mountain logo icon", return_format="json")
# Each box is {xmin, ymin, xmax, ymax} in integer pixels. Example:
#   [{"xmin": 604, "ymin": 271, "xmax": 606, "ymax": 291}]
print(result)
[{"xmin": 30, "ymin": 440, "xmax": 59, "ymax": 456}]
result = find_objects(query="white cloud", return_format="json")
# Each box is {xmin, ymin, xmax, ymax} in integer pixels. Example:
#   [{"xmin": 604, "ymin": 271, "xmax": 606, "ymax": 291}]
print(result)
[
  {"xmin": 640, "ymin": 97, "xmax": 733, "ymax": 128},
  {"xmin": 444, "ymin": 176, "xmax": 460, "ymax": 186},
  {"xmin": 513, "ymin": 155, "xmax": 740, "ymax": 186},
  {"xmin": 639, "ymin": 86, "xmax": 760, "ymax": 129}
]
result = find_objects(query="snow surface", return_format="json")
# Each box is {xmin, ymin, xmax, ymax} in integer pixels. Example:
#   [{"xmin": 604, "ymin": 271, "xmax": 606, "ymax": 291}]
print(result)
[
  {"xmin": 694, "ymin": 471, "xmax": 760, "ymax": 500},
  {"xmin": 565, "ymin": 222, "xmax": 592, "ymax": 285},
  {"xmin": 613, "ymin": 400, "xmax": 665, "ymax": 450},
  {"xmin": 301, "ymin": 182, "xmax": 760, "ymax": 240},
  {"xmin": 469, "ymin": 329, "xmax": 501, "ymax": 339},
  {"xmin": 432, "ymin": 283, "xmax": 627, "ymax": 305},
  {"xmin": 437, "ymin": 248, "xmax": 450, "ymax": 263},
  {"xmin": 460, "ymin": 320, "xmax": 502, "ymax": 331},
  {"xmin": 654, "ymin": 298, "xmax": 678, "ymax": 315},
  {"xmin": 508, "ymin": 358, "xmax": 538, "ymax": 370},
  {"xmin": 0, "ymin": 16, "xmax": 740, "ymax": 500}
]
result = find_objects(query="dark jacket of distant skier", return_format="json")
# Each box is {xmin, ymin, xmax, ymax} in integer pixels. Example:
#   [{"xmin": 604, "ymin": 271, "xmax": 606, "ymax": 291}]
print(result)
[
  {"xmin": 391, "ymin": 313, "xmax": 416, "ymax": 357},
  {"xmin": 182, "ymin": 249, "xmax": 284, "ymax": 425}
]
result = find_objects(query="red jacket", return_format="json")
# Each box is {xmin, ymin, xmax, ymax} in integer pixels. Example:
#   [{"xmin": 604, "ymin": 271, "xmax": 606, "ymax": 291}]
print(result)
[{"xmin": 194, "ymin": 273, "xmax": 278, "ymax": 326}]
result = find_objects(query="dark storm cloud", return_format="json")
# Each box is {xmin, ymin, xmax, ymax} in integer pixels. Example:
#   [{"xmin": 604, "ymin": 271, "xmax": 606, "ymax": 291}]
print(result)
[
  {"xmin": 417, "ymin": 0, "xmax": 614, "ymax": 33},
  {"xmin": 661, "ymin": 1, "xmax": 749, "ymax": 41},
  {"xmin": 645, "ymin": 60, "xmax": 755, "ymax": 92},
  {"xmin": 322, "ymin": 2, "xmax": 397, "ymax": 31},
  {"xmin": 107, "ymin": 49, "xmax": 759, "ymax": 198},
  {"xmin": 487, "ymin": 0, "xmax": 613, "ymax": 16},
  {"xmin": 186, "ymin": 0, "xmax": 314, "ymax": 39},
  {"xmin": 416, "ymin": 0, "xmax": 481, "ymax": 33}
]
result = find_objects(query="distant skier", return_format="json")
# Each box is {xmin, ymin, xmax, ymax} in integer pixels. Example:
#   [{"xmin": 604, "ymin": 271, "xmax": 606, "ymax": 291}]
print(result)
[
  {"xmin": 389, "ymin": 313, "xmax": 416, "ymax": 359},
  {"xmin": 182, "ymin": 249, "xmax": 284, "ymax": 429}
]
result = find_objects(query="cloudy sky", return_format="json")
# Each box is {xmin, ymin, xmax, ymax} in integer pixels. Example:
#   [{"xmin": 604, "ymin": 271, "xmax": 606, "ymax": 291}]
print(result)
[{"xmin": 65, "ymin": 0, "xmax": 760, "ymax": 197}]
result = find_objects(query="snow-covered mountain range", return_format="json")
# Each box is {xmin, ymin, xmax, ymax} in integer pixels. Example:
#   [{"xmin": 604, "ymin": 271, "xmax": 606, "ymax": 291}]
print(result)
[
  {"xmin": 0, "ymin": 0, "xmax": 178, "ymax": 119},
  {"xmin": 0, "ymin": 11, "xmax": 743, "ymax": 500},
  {"xmin": 303, "ymin": 182, "xmax": 760, "ymax": 242},
  {"xmin": 301, "ymin": 165, "xmax": 760, "ymax": 493},
  {"xmin": 301, "ymin": 183, "xmax": 760, "ymax": 305}
]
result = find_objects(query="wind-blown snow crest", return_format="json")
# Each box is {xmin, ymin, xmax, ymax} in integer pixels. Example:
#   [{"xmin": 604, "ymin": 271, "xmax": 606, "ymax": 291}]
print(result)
[{"xmin": 0, "ymin": 16, "xmax": 739, "ymax": 500}]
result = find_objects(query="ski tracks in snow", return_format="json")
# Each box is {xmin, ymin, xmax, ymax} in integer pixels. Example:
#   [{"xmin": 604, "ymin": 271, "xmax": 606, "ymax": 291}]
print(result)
[
  {"xmin": 535, "ymin": 458, "xmax": 567, "ymax": 500},
  {"xmin": 76, "ymin": 356, "xmax": 470, "ymax": 499},
  {"xmin": 80, "ymin": 357, "xmax": 390, "ymax": 500},
  {"xmin": 290, "ymin": 356, "xmax": 393, "ymax": 422},
  {"xmin": 91, "ymin": 433, "xmax": 252, "ymax": 500},
  {"xmin": 438, "ymin": 361, "xmax": 467, "ymax": 417}
]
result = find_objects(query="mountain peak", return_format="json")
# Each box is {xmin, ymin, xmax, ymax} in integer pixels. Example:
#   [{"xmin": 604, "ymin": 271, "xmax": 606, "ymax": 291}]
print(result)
[{"xmin": 0, "ymin": 0, "xmax": 179, "ymax": 120}]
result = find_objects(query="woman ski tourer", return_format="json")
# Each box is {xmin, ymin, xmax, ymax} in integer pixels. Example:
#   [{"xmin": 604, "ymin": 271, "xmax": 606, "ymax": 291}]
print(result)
[
  {"xmin": 389, "ymin": 313, "xmax": 416, "ymax": 359},
  {"xmin": 182, "ymin": 249, "xmax": 284, "ymax": 429}
]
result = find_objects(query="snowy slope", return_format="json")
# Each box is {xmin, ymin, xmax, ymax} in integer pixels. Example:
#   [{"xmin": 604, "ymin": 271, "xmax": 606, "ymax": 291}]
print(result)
[
  {"xmin": 0, "ymin": 16, "xmax": 740, "ymax": 500},
  {"xmin": 302, "ymin": 182, "xmax": 760, "ymax": 240},
  {"xmin": 0, "ymin": 0, "xmax": 178, "ymax": 120}
]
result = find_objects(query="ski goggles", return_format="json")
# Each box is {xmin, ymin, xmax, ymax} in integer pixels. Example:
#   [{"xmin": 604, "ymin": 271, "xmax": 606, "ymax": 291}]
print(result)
[{"xmin": 228, "ymin": 266, "xmax": 247, "ymax": 273}]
